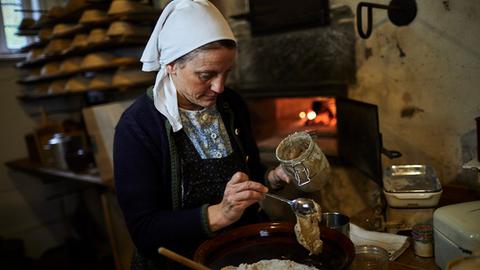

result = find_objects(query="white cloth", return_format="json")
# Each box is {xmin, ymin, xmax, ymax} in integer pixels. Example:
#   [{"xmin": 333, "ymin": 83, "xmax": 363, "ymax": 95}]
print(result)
[
  {"xmin": 349, "ymin": 222, "xmax": 410, "ymax": 261},
  {"xmin": 140, "ymin": 0, "xmax": 236, "ymax": 132}
]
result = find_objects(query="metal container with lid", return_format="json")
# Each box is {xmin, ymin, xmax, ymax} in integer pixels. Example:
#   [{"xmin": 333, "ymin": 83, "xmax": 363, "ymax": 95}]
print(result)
[
  {"xmin": 45, "ymin": 133, "xmax": 71, "ymax": 170},
  {"xmin": 434, "ymin": 201, "xmax": 480, "ymax": 269},
  {"xmin": 383, "ymin": 165, "xmax": 443, "ymax": 208}
]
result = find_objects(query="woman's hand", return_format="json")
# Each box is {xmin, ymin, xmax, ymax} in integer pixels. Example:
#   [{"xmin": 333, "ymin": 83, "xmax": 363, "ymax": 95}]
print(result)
[
  {"xmin": 267, "ymin": 165, "xmax": 291, "ymax": 189},
  {"xmin": 208, "ymin": 171, "xmax": 268, "ymax": 232}
]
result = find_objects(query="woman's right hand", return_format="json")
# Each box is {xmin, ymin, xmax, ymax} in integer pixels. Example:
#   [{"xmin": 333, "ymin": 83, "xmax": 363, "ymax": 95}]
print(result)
[{"xmin": 207, "ymin": 171, "xmax": 268, "ymax": 232}]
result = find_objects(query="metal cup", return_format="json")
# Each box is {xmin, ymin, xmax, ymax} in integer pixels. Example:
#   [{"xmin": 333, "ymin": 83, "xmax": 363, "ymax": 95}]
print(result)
[
  {"xmin": 45, "ymin": 133, "xmax": 71, "ymax": 170},
  {"xmin": 321, "ymin": 212, "xmax": 350, "ymax": 237}
]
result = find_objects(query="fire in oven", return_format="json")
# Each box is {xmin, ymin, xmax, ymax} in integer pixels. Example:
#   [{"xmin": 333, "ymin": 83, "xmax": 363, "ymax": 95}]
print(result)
[
  {"xmin": 247, "ymin": 96, "xmax": 338, "ymax": 167},
  {"xmin": 247, "ymin": 96, "xmax": 400, "ymax": 187}
]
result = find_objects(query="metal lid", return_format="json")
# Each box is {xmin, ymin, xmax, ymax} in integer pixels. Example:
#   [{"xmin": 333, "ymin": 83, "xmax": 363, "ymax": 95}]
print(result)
[
  {"xmin": 48, "ymin": 133, "xmax": 71, "ymax": 145},
  {"xmin": 383, "ymin": 165, "xmax": 442, "ymax": 193},
  {"xmin": 434, "ymin": 201, "xmax": 480, "ymax": 252}
]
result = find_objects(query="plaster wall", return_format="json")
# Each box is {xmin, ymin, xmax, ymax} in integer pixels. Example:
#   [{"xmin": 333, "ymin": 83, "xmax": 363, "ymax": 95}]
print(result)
[
  {"xmin": 332, "ymin": 0, "xmax": 480, "ymax": 186},
  {"xmin": 211, "ymin": 0, "xmax": 479, "ymax": 187},
  {"xmin": 211, "ymin": 0, "xmax": 480, "ymax": 221}
]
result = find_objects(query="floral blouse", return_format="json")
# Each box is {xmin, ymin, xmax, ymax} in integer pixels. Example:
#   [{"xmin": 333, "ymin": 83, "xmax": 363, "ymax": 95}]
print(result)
[{"xmin": 179, "ymin": 105, "xmax": 233, "ymax": 159}]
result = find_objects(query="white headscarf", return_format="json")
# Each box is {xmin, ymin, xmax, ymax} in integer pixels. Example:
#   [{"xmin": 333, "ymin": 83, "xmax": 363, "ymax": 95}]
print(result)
[{"xmin": 140, "ymin": 0, "xmax": 236, "ymax": 132}]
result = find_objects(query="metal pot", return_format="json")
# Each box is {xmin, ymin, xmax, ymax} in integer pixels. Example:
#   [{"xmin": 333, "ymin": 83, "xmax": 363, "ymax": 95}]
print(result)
[{"xmin": 45, "ymin": 133, "xmax": 71, "ymax": 170}]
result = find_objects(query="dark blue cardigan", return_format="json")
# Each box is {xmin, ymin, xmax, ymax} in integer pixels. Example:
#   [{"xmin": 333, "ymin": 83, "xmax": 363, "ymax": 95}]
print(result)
[{"xmin": 113, "ymin": 87, "xmax": 267, "ymax": 258}]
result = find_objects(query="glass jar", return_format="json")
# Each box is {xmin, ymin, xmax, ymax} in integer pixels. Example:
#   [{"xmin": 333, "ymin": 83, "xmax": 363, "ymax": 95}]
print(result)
[{"xmin": 275, "ymin": 131, "xmax": 330, "ymax": 192}]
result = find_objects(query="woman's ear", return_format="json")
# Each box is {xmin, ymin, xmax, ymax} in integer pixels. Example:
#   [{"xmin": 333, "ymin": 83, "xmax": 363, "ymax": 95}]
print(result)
[{"xmin": 166, "ymin": 63, "xmax": 176, "ymax": 75}]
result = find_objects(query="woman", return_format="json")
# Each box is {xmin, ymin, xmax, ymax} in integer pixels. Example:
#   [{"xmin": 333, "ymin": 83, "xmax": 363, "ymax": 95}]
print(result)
[{"xmin": 113, "ymin": 1, "xmax": 290, "ymax": 269}]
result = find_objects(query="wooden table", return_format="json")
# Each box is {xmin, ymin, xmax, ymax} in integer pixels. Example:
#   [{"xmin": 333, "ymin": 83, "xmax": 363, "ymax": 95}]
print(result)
[
  {"xmin": 5, "ymin": 157, "xmax": 110, "ymax": 187},
  {"xmin": 390, "ymin": 245, "xmax": 439, "ymax": 270},
  {"xmin": 352, "ymin": 183, "xmax": 480, "ymax": 270},
  {"xmin": 7, "ymin": 158, "xmax": 478, "ymax": 270},
  {"xmin": 5, "ymin": 158, "xmax": 128, "ymax": 270}
]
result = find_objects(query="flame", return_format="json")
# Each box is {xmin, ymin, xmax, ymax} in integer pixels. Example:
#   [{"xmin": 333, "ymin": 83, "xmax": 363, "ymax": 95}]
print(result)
[
  {"xmin": 307, "ymin": 111, "xmax": 317, "ymax": 120},
  {"xmin": 296, "ymin": 98, "xmax": 337, "ymax": 127}
]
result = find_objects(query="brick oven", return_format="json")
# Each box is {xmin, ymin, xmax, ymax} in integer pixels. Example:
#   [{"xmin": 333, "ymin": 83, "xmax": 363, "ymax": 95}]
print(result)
[
  {"xmin": 248, "ymin": 96, "xmax": 339, "ymax": 165},
  {"xmin": 228, "ymin": 6, "xmax": 355, "ymax": 165},
  {"xmin": 245, "ymin": 93, "xmax": 397, "ymax": 189}
]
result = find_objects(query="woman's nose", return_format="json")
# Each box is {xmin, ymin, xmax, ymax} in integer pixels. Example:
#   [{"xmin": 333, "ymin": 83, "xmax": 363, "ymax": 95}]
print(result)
[{"xmin": 210, "ymin": 77, "xmax": 226, "ymax": 93}]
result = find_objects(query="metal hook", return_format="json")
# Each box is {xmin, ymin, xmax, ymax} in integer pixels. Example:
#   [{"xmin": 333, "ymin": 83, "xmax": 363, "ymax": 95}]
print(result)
[{"xmin": 357, "ymin": 0, "xmax": 417, "ymax": 39}]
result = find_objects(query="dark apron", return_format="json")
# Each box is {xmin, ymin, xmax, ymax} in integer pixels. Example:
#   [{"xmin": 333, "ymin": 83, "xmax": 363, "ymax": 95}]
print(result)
[{"xmin": 132, "ymin": 130, "xmax": 265, "ymax": 270}]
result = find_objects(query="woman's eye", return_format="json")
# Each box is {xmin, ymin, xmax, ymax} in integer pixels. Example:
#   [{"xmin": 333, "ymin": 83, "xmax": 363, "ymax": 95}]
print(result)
[{"xmin": 198, "ymin": 73, "xmax": 215, "ymax": 81}]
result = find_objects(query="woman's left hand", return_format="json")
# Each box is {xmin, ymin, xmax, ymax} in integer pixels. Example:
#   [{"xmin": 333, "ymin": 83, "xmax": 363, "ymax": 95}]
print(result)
[{"xmin": 267, "ymin": 165, "xmax": 291, "ymax": 189}]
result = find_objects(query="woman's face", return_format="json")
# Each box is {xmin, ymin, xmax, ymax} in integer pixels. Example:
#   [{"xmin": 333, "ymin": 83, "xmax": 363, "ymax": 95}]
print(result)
[{"xmin": 167, "ymin": 47, "xmax": 236, "ymax": 110}]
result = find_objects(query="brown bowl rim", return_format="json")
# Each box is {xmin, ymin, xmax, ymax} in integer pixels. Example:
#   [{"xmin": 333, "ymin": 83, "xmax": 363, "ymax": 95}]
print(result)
[{"xmin": 194, "ymin": 221, "xmax": 355, "ymax": 269}]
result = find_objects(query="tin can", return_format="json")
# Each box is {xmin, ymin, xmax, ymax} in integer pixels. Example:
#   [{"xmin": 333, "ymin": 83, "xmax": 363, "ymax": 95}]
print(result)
[{"xmin": 412, "ymin": 223, "xmax": 434, "ymax": 258}]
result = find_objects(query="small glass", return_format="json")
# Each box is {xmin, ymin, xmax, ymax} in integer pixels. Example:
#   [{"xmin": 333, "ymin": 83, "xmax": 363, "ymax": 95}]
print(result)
[{"xmin": 349, "ymin": 245, "xmax": 389, "ymax": 270}]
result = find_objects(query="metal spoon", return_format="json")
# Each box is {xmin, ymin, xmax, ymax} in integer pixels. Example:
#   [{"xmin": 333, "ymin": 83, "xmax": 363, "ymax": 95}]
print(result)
[{"xmin": 265, "ymin": 193, "xmax": 316, "ymax": 216}]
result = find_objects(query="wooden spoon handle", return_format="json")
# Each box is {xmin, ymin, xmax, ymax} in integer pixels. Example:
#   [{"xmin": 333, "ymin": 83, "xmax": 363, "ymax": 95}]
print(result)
[{"xmin": 158, "ymin": 247, "xmax": 210, "ymax": 270}]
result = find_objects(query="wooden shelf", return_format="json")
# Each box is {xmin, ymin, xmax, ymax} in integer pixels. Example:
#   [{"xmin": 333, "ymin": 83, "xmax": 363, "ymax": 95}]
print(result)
[
  {"xmin": 17, "ymin": 80, "xmax": 152, "ymax": 102},
  {"xmin": 108, "ymin": 11, "xmax": 161, "ymax": 23},
  {"xmin": 16, "ymin": 30, "xmax": 40, "ymax": 36},
  {"xmin": 17, "ymin": 60, "xmax": 140, "ymax": 84},
  {"xmin": 20, "ymin": 40, "xmax": 47, "ymax": 52},
  {"xmin": 32, "ymin": 1, "xmax": 112, "ymax": 29},
  {"xmin": 48, "ymin": 24, "xmax": 88, "ymax": 40},
  {"xmin": 16, "ymin": 38, "xmax": 146, "ymax": 68},
  {"xmin": 45, "ymin": 20, "xmax": 114, "ymax": 41},
  {"xmin": 5, "ymin": 157, "xmax": 110, "ymax": 187}
]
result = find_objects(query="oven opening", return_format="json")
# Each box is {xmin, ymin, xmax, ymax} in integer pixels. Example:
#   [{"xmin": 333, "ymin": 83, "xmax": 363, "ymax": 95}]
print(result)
[{"xmin": 247, "ymin": 96, "xmax": 338, "ymax": 166}]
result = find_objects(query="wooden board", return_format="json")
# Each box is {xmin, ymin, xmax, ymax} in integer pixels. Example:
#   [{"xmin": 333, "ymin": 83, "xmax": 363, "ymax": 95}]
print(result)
[{"xmin": 82, "ymin": 101, "xmax": 132, "ymax": 182}]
